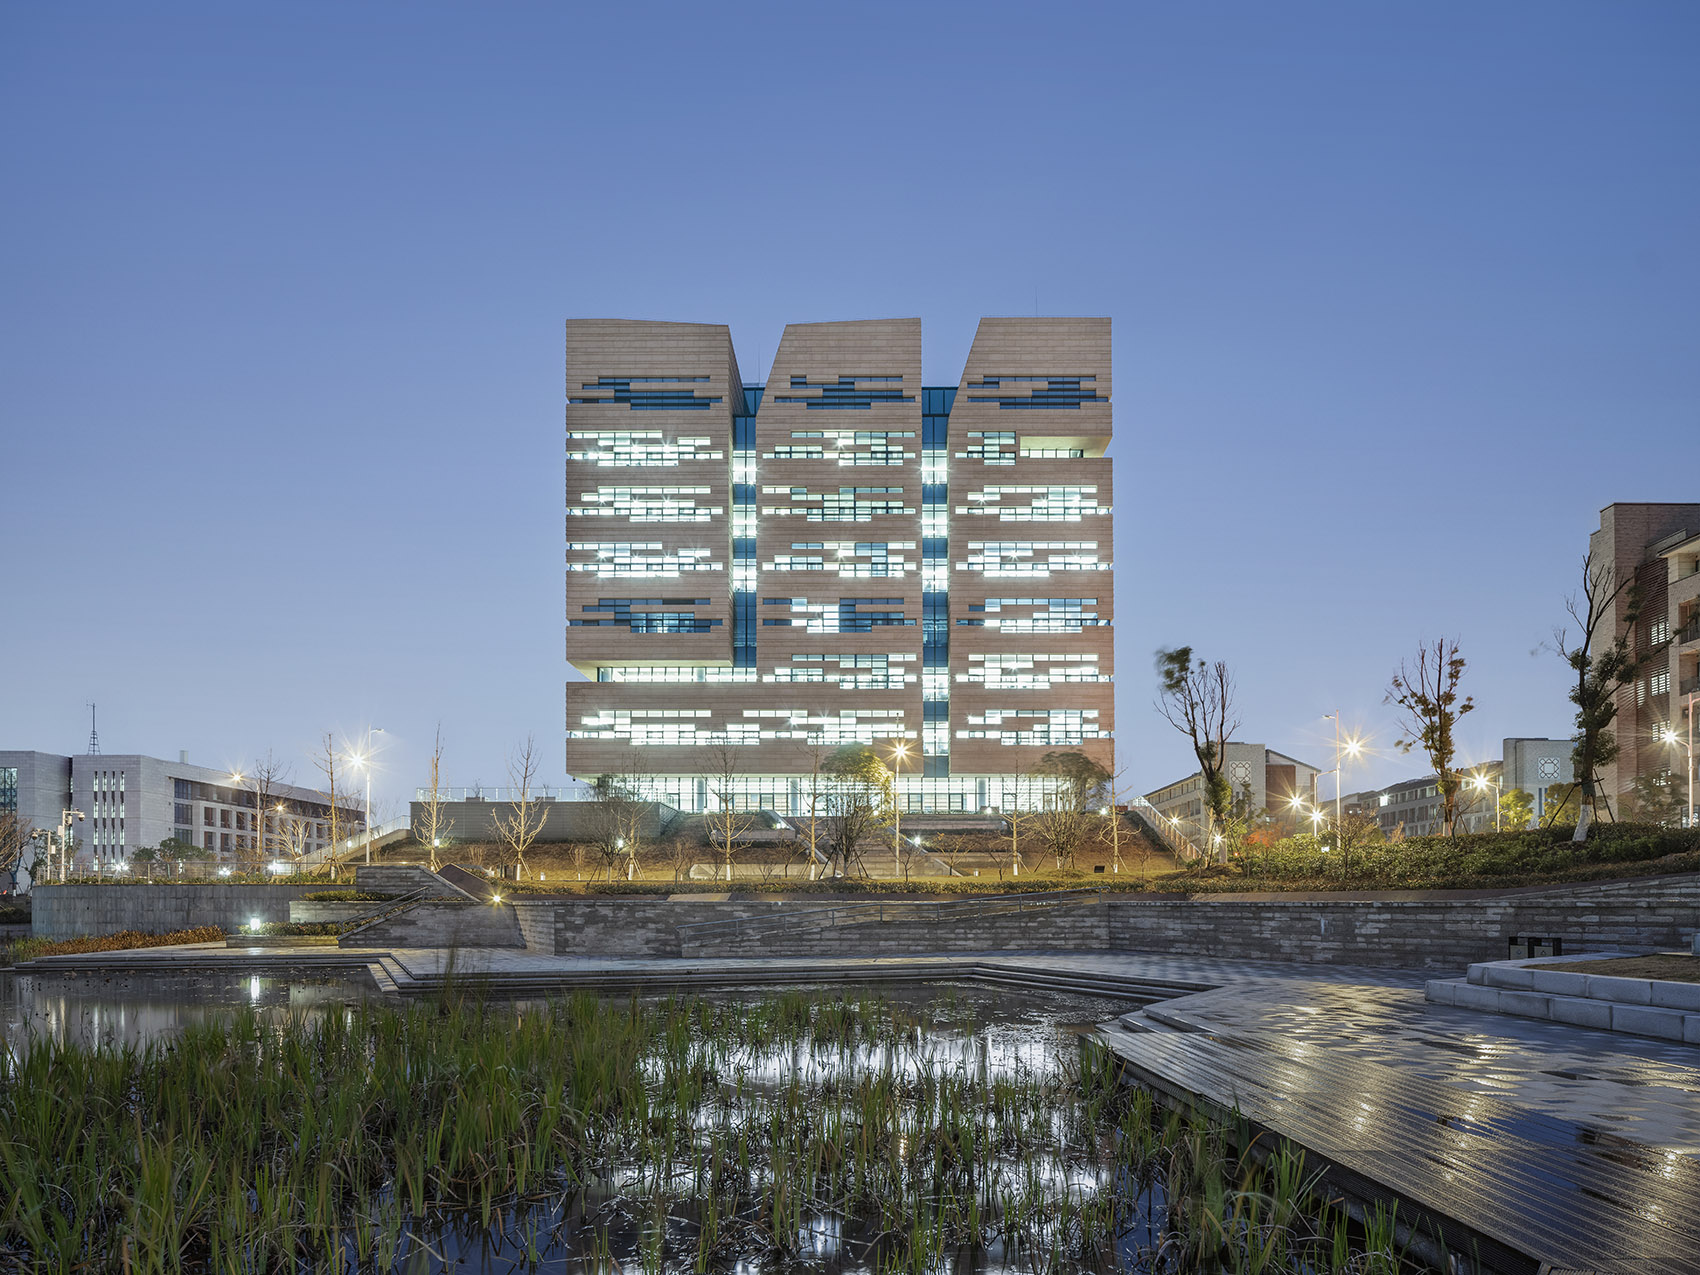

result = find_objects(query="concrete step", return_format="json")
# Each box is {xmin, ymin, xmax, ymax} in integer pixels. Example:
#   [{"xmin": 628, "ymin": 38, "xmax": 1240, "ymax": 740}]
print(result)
[
  {"xmin": 1467, "ymin": 954, "xmax": 1700, "ymax": 1011},
  {"xmin": 1427, "ymin": 976, "xmax": 1700, "ymax": 1044}
]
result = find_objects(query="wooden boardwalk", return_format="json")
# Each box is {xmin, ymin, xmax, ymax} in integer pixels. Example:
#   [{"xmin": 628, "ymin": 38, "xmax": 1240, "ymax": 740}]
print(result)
[{"xmin": 1102, "ymin": 1028, "xmax": 1700, "ymax": 1274}]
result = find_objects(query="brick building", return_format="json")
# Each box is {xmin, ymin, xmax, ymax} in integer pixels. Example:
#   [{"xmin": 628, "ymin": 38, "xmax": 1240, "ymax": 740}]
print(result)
[
  {"xmin": 562, "ymin": 318, "xmax": 1115, "ymax": 813},
  {"xmin": 1586, "ymin": 503, "xmax": 1700, "ymax": 823}
]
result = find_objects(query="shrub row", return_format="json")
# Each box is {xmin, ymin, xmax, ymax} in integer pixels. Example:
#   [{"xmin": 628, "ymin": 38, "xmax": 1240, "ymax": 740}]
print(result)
[
  {"xmin": 1216, "ymin": 823, "xmax": 1700, "ymax": 890},
  {"xmin": 300, "ymin": 890, "xmax": 396, "ymax": 902},
  {"xmin": 6, "ymin": 926, "xmax": 227, "ymax": 965}
]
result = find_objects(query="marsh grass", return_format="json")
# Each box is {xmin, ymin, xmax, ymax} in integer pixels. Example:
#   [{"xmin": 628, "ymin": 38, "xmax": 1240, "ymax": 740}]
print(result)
[{"xmin": 0, "ymin": 989, "xmax": 1432, "ymax": 1273}]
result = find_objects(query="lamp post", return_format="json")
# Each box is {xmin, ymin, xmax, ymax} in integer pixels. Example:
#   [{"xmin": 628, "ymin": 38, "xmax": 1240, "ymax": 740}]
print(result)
[
  {"xmin": 1660, "ymin": 698, "xmax": 1694, "ymax": 828},
  {"xmin": 349, "ymin": 728, "xmax": 384, "ymax": 864},
  {"xmin": 229, "ymin": 770, "xmax": 262, "ymax": 868},
  {"xmin": 886, "ymin": 741, "xmax": 911, "ymax": 879},
  {"xmin": 1470, "ymin": 771, "xmax": 1503, "ymax": 832},
  {"xmin": 1321, "ymin": 715, "xmax": 1362, "ymax": 871},
  {"xmin": 58, "ymin": 807, "xmax": 85, "ymax": 882}
]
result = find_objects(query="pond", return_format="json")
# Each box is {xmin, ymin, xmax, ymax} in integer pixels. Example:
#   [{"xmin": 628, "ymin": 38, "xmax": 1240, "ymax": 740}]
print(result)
[{"xmin": 0, "ymin": 973, "xmax": 1420, "ymax": 1274}]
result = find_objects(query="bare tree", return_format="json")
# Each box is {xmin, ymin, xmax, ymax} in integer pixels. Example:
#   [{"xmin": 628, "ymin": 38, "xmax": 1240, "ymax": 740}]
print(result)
[
  {"xmin": 1001, "ymin": 769, "xmax": 1036, "ymax": 877},
  {"xmin": 1155, "ymin": 647, "xmax": 1240, "ymax": 857},
  {"xmin": 1030, "ymin": 750, "xmax": 1110, "ymax": 872},
  {"xmin": 704, "ymin": 742, "xmax": 754, "ymax": 883},
  {"xmin": 1554, "ymin": 550, "xmax": 1664, "ymax": 841},
  {"xmin": 798, "ymin": 741, "xmax": 831, "ymax": 880},
  {"xmin": 1104, "ymin": 765, "xmax": 1136, "ymax": 875},
  {"xmin": 665, "ymin": 833, "xmax": 696, "ymax": 883},
  {"xmin": 820, "ymin": 745, "xmax": 891, "ymax": 878},
  {"xmin": 0, "ymin": 809, "xmax": 36, "ymax": 891},
  {"xmin": 491, "ymin": 735, "xmax": 548, "ymax": 880},
  {"xmin": 1385, "ymin": 638, "xmax": 1475, "ymax": 837},
  {"xmin": 274, "ymin": 813, "xmax": 312, "ymax": 863},
  {"xmin": 237, "ymin": 751, "xmax": 292, "ymax": 872},
  {"xmin": 589, "ymin": 769, "xmax": 649, "ymax": 881},
  {"xmin": 314, "ymin": 734, "xmax": 353, "ymax": 882},
  {"xmin": 413, "ymin": 724, "xmax": 454, "ymax": 871}
]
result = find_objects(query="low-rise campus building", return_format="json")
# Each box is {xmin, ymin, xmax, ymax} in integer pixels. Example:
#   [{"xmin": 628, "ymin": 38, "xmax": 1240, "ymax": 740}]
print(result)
[
  {"xmin": 0, "ymin": 749, "xmax": 365, "ymax": 884},
  {"xmin": 1144, "ymin": 743, "xmax": 1322, "ymax": 842}
]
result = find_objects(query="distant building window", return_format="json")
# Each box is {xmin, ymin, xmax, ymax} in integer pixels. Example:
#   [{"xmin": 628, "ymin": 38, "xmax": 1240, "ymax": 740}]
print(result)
[{"xmin": 1650, "ymin": 670, "xmax": 1670, "ymax": 696}]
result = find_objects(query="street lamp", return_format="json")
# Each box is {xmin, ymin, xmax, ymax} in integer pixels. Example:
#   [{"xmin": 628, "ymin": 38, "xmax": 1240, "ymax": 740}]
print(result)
[
  {"xmin": 885, "ymin": 740, "xmax": 911, "ymax": 878},
  {"xmin": 57, "ymin": 808, "xmax": 85, "ymax": 882},
  {"xmin": 1470, "ymin": 770, "xmax": 1503, "ymax": 832},
  {"xmin": 1322, "ymin": 715, "xmax": 1363, "ymax": 869},
  {"xmin": 229, "ymin": 770, "xmax": 268, "ymax": 867},
  {"xmin": 348, "ymin": 728, "xmax": 384, "ymax": 864},
  {"xmin": 1660, "ymin": 701, "xmax": 1694, "ymax": 828}
]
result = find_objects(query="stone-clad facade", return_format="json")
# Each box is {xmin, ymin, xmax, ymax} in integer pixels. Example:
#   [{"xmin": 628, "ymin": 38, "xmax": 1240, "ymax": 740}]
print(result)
[{"xmin": 564, "ymin": 318, "xmax": 1114, "ymax": 812}]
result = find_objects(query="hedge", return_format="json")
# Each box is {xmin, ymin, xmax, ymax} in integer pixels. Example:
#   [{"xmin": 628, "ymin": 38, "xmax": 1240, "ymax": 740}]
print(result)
[
  {"xmin": 6, "ymin": 926, "xmax": 226, "ymax": 965},
  {"xmin": 300, "ymin": 890, "xmax": 397, "ymax": 903}
]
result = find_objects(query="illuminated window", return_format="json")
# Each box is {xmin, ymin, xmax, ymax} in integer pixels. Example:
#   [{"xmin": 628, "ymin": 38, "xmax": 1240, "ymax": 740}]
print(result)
[{"xmin": 956, "ymin": 486, "xmax": 1109, "ymax": 522}]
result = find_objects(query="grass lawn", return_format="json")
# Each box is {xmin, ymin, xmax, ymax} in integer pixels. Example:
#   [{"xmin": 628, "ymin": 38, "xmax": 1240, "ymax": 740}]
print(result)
[{"xmin": 1537, "ymin": 953, "xmax": 1700, "ymax": 983}]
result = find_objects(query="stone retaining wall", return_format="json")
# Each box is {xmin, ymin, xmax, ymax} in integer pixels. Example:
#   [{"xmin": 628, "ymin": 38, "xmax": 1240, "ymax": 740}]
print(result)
[
  {"xmin": 679, "ymin": 901, "xmax": 1110, "ymax": 958},
  {"xmin": 30, "ymin": 884, "xmax": 321, "ymax": 940},
  {"xmin": 33, "ymin": 874, "xmax": 1698, "ymax": 962},
  {"xmin": 289, "ymin": 901, "xmax": 380, "ymax": 925},
  {"xmin": 512, "ymin": 900, "xmax": 557, "ymax": 951},
  {"xmin": 525, "ymin": 875, "xmax": 1700, "ymax": 968},
  {"xmin": 1104, "ymin": 875, "xmax": 1700, "ymax": 968},
  {"xmin": 339, "ymin": 900, "xmax": 524, "ymax": 948}
]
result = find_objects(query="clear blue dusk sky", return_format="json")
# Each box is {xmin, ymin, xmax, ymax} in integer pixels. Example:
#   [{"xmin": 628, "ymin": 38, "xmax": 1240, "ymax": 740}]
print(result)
[{"xmin": 3, "ymin": 2, "xmax": 1696, "ymax": 816}]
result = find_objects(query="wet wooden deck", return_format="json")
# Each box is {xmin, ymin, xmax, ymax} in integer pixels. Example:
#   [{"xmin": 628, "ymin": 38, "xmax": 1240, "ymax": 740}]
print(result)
[{"xmin": 1101, "ymin": 1029, "xmax": 1700, "ymax": 1274}]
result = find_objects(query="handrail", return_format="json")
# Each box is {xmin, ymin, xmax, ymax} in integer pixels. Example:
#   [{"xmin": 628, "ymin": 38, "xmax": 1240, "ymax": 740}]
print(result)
[
  {"xmin": 335, "ymin": 884, "xmax": 434, "ymax": 938},
  {"xmin": 674, "ymin": 886, "xmax": 1105, "ymax": 942},
  {"xmin": 1124, "ymin": 796, "xmax": 1202, "ymax": 862},
  {"xmin": 298, "ymin": 818, "xmax": 411, "ymax": 868}
]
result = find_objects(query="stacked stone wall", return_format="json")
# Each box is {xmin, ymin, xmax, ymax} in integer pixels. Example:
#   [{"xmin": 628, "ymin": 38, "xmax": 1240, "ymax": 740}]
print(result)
[
  {"xmin": 30, "ymin": 884, "xmax": 319, "ymax": 940},
  {"xmin": 339, "ymin": 900, "xmax": 524, "ymax": 948},
  {"xmin": 530, "ymin": 876, "xmax": 1700, "ymax": 968}
]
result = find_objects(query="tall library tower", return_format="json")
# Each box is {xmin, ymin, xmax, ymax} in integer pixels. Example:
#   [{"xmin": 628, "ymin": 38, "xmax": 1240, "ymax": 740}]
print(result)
[{"xmin": 564, "ymin": 317, "xmax": 1114, "ymax": 813}]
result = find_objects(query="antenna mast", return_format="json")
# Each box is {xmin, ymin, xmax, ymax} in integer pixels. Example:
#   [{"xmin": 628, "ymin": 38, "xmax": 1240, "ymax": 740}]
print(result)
[{"xmin": 87, "ymin": 702, "xmax": 101, "ymax": 755}]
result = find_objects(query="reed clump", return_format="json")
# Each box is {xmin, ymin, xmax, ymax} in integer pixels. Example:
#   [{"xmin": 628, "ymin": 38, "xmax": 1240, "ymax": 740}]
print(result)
[{"xmin": 0, "ymin": 989, "xmax": 1428, "ymax": 1273}]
